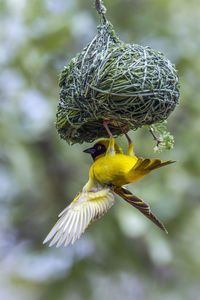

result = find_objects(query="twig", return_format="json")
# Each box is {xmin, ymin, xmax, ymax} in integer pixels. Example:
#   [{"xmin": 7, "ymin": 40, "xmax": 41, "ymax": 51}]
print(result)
[
  {"xmin": 95, "ymin": 0, "xmax": 107, "ymax": 23},
  {"xmin": 149, "ymin": 128, "xmax": 161, "ymax": 147}
]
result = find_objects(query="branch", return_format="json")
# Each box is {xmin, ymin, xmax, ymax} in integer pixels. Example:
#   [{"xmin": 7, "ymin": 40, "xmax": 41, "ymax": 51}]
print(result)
[
  {"xmin": 95, "ymin": 0, "xmax": 107, "ymax": 23},
  {"xmin": 149, "ymin": 128, "xmax": 162, "ymax": 147}
]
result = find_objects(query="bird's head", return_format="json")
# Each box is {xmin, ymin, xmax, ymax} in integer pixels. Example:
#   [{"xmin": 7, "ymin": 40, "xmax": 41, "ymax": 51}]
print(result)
[{"xmin": 83, "ymin": 139, "xmax": 123, "ymax": 161}]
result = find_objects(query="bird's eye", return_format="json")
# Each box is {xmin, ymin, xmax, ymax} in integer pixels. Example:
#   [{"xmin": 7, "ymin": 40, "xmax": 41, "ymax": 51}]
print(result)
[{"xmin": 97, "ymin": 145, "xmax": 102, "ymax": 151}]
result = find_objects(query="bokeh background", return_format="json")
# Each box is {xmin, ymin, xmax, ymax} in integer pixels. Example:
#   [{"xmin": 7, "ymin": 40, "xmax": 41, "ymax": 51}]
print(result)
[{"xmin": 1, "ymin": 0, "xmax": 200, "ymax": 299}]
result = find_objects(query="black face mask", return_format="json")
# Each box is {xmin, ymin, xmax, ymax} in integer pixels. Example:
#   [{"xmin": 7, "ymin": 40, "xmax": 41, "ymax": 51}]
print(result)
[{"xmin": 83, "ymin": 143, "xmax": 107, "ymax": 160}]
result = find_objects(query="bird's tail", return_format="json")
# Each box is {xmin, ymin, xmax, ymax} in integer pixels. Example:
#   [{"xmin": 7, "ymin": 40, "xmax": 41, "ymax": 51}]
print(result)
[
  {"xmin": 127, "ymin": 158, "xmax": 175, "ymax": 183},
  {"xmin": 113, "ymin": 186, "xmax": 168, "ymax": 234}
]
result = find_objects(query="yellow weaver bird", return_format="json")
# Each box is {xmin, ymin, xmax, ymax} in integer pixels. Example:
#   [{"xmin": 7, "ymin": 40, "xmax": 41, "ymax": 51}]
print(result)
[{"xmin": 43, "ymin": 122, "xmax": 175, "ymax": 247}]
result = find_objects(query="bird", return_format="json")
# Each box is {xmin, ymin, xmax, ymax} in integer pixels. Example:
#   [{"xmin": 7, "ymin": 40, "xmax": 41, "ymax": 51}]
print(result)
[{"xmin": 43, "ymin": 121, "xmax": 175, "ymax": 247}]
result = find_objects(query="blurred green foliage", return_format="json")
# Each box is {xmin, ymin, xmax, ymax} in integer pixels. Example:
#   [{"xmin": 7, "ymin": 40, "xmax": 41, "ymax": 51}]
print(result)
[{"xmin": 0, "ymin": 0, "xmax": 200, "ymax": 299}]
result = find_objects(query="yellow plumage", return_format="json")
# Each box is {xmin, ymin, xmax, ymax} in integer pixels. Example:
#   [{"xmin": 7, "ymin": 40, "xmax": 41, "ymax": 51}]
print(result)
[{"xmin": 44, "ymin": 137, "xmax": 174, "ymax": 247}]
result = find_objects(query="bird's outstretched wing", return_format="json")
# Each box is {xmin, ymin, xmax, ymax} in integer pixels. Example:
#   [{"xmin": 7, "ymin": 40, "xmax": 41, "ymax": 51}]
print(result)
[
  {"xmin": 114, "ymin": 186, "xmax": 168, "ymax": 234},
  {"xmin": 43, "ymin": 185, "xmax": 114, "ymax": 247}
]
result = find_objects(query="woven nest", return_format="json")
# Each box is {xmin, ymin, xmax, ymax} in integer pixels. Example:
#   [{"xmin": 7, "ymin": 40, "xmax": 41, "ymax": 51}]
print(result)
[{"xmin": 57, "ymin": 22, "xmax": 179, "ymax": 144}]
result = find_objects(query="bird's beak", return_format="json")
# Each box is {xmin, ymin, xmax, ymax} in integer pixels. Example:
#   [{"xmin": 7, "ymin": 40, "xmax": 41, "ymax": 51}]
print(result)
[{"xmin": 83, "ymin": 147, "xmax": 95, "ymax": 154}]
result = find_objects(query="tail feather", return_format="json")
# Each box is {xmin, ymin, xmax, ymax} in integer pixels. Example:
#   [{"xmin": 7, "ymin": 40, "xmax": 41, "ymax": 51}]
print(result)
[
  {"xmin": 127, "ymin": 158, "xmax": 175, "ymax": 182},
  {"xmin": 114, "ymin": 186, "xmax": 168, "ymax": 234},
  {"xmin": 134, "ymin": 158, "xmax": 175, "ymax": 172},
  {"xmin": 147, "ymin": 159, "xmax": 176, "ymax": 171}
]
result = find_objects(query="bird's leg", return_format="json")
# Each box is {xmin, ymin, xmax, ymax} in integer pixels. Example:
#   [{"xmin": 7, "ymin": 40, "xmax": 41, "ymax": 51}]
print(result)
[
  {"xmin": 103, "ymin": 120, "xmax": 115, "ymax": 156},
  {"xmin": 120, "ymin": 126, "xmax": 134, "ymax": 157},
  {"xmin": 149, "ymin": 128, "xmax": 161, "ymax": 147},
  {"xmin": 103, "ymin": 120, "xmax": 114, "ymax": 138}
]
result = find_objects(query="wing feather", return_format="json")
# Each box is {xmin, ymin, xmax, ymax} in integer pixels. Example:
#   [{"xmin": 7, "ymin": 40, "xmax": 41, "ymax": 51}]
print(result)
[
  {"xmin": 43, "ymin": 185, "xmax": 114, "ymax": 247},
  {"xmin": 56, "ymin": 230, "xmax": 68, "ymax": 248},
  {"xmin": 77, "ymin": 208, "xmax": 85, "ymax": 240},
  {"xmin": 66, "ymin": 213, "xmax": 77, "ymax": 244},
  {"xmin": 50, "ymin": 213, "xmax": 74, "ymax": 247},
  {"xmin": 71, "ymin": 210, "xmax": 81, "ymax": 244}
]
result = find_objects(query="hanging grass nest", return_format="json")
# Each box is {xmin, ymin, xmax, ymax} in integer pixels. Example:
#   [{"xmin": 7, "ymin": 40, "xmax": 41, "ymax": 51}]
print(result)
[{"xmin": 57, "ymin": 13, "xmax": 179, "ymax": 144}]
